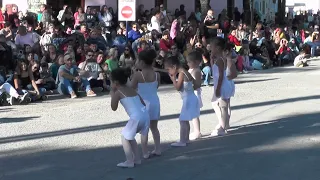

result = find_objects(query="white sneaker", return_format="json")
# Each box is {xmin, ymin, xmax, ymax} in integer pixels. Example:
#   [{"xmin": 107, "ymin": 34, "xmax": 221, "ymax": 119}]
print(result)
[
  {"xmin": 171, "ymin": 142, "xmax": 187, "ymax": 147},
  {"xmin": 117, "ymin": 161, "xmax": 134, "ymax": 168},
  {"xmin": 190, "ymin": 133, "xmax": 202, "ymax": 140}
]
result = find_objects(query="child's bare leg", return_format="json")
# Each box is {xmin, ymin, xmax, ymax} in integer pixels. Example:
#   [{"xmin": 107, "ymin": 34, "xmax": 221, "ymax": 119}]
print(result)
[
  {"xmin": 117, "ymin": 136, "xmax": 134, "ymax": 168},
  {"xmin": 130, "ymin": 139, "xmax": 141, "ymax": 164},
  {"xmin": 140, "ymin": 134, "xmax": 149, "ymax": 159},
  {"xmin": 171, "ymin": 121, "xmax": 188, "ymax": 147},
  {"xmin": 226, "ymin": 100, "xmax": 231, "ymax": 130},
  {"xmin": 190, "ymin": 117, "xmax": 201, "ymax": 140},
  {"xmin": 186, "ymin": 121, "xmax": 190, "ymax": 142},
  {"xmin": 219, "ymin": 99, "xmax": 230, "ymax": 130},
  {"xmin": 212, "ymin": 101, "xmax": 222, "ymax": 130},
  {"xmin": 150, "ymin": 120, "xmax": 161, "ymax": 155}
]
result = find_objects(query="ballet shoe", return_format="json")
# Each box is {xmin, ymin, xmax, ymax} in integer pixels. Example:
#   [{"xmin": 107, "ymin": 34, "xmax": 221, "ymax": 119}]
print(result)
[
  {"xmin": 143, "ymin": 153, "xmax": 150, "ymax": 159},
  {"xmin": 211, "ymin": 129, "xmax": 227, "ymax": 137},
  {"xmin": 151, "ymin": 150, "xmax": 161, "ymax": 156},
  {"xmin": 189, "ymin": 133, "xmax": 202, "ymax": 140},
  {"xmin": 117, "ymin": 161, "xmax": 134, "ymax": 168},
  {"xmin": 171, "ymin": 142, "xmax": 187, "ymax": 147}
]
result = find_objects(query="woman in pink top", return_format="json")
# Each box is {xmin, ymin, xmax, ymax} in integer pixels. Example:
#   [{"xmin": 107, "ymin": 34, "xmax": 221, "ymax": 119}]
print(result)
[{"xmin": 74, "ymin": 7, "xmax": 86, "ymax": 28}]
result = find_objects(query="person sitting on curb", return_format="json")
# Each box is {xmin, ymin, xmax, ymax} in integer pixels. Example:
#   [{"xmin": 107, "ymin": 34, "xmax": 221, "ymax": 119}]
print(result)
[{"xmin": 56, "ymin": 54, "xmax": 97, "ymax": 98}]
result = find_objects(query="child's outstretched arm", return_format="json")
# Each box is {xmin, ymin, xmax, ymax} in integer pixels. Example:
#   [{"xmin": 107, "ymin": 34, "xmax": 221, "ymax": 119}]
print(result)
[{"xmin": 110, "ymin": 90, "xmax": 120, "ymax": 111}]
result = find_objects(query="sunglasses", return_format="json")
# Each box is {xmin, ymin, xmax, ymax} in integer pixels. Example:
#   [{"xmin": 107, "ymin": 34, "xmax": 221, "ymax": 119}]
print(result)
[{"xmin": 125, "ymin": 48, "xmax": 130, "ymax": 51}]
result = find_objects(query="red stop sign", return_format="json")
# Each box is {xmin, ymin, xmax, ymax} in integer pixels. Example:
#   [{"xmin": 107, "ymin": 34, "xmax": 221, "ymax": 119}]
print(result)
[{"xmin": 121, "ymin": 6, "xmax": 133, "ymax": 19}]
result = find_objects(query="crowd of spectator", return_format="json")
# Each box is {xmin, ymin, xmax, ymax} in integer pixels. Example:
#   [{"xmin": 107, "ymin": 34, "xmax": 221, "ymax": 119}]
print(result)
[{"xmin": 0, "ymin": 3, "xmax": 319, "ymax": 105}]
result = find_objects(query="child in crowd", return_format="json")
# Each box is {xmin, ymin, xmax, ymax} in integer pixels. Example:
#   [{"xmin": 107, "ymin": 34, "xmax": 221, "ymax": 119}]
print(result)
[
  {"xmin": 40, "ymin": 62, "xmax": 56, "ymax": 91},
  {"xmin": 294, "ymin": 44, "xmax": 310, "ymax": 67},
  {"xmin": 131, "ymin": 49, "xmax": 161, "ymax": 157},
  {"xmin": 186, "ymin": 51, "xmax": 203, "ymax": 140},
  {"xmin": 164, "ymin": 56, "xmax": 200, "ymax": 147},
  {"xmin": 110, "ymin": 68, "xmax": 150, "ymax": 168},
  {"xmin": 210, "ymin": 37, "xmax": 234, "ymax": 136}
]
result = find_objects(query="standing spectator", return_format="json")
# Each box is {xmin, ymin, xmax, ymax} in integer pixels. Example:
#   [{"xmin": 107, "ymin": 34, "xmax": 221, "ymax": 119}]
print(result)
[
  {"xmin": 39, "ymin": 4, "xmax": 52, "ymax": 29},
  {"xmin": 177, "ymin": 5, "xmax": 186, "ymax": 18},
  {"xmin": 57, "ymin": 5, "xmax": 68, "ymax": 23},
  {"xmin": 99, "ymin": 5, "xmax": 113, "ymax": 29},
  {"xmin": 0, "ymin": 22, "xmax": 15, "ymax": 49},
  {"xmin": 234, "ymin": 7, "xmax": 241, "ymax": 26},
  {"xmin": 56, "ymin": 54, "xmax": 97, "ymax": 98},
  {"xmin": 204, "ymin": 9, "xmax": 219, "ymax": 41},
  {"xmin": 74, "ymin": 7, "xmax": 86, "ymax": 28},
  {"xmin": 148, "ymin": 11, "xmax": 162, "ymax": 33},
  {"xmin": 61, "ymin": 6, "xmax": 75, "ymax": 28}
]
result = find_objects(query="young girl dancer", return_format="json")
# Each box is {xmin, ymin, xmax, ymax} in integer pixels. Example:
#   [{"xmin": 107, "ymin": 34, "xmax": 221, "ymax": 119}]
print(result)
[
  {"xmin": 224, "ymin": 43, "xmax": 237, "ymax": 130},
  {"xmin": 210, "ymin": 37, "xmax": 234, "ymax": 136},
  {"xmin": 110, "ymin": 68, "xmax": 150, "ymax": 168},
  {"xmin": 164, "ymin": 56, "xmax": 200, "ymax": 147},
  {"xmin": 131, "ymin": 49, "xmax": 161, "ymax": 157},
  {"xmin": 186, "ymin": 51, "xmax": 203, "ymax": 140}
]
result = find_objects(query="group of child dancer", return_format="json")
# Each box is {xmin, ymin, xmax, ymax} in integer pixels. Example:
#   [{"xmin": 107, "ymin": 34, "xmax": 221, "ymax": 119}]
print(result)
[{"xmin": 110, "ymin": 37, "xmax": 237, "ymax": 168}]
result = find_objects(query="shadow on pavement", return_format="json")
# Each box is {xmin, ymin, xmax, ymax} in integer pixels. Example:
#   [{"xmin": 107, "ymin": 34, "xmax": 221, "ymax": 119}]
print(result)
[
  {"xmin": 1, "ymin": 94, "xmax": 320, "ymax": 145},
  {"xmin": 0, "ymin": 116, "xmax": 40, "ymax": 124},
  {"xmin": 234, "ymin": 78, "xmax": 279, "ymax": 84},
  {"xmin": 0, "ymin": 112, "xmax": 320, "ymax": 180}
]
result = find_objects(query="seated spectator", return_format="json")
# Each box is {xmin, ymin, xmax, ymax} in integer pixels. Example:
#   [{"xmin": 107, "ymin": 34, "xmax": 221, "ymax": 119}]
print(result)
[
  {"xmin": 13, "ymin": 60, "xmax": 45, "ymax": 101},
  {"xmin": 56, "ymin": 54, "xmax": 97, "ymax": 98},
  {"xmin": 75, "ymin": 45, "xmax": 85, "ymax": 65},
  {"xmin": 228, "ymin": 28, "xmax": 241, "ymax": 46},
  {"xmin": 15, "ymin": 26, "xmax": 36, "ymax": 48},
  {"xmin": 0, "ymin": 22, "xmax": 16, "ymax": 50},
  {"xmin": 235, "ymin": 23, "xmax": 246, "ymax": 41},
  {"xmin": 40, "ymin": 24, "xmax": 55, "ymax": 51},
  {"xmin": 183, "ymin": 43, "xmax": 193, "ymax": 58},
  {"xmin": 50, "ymin": 55, "xmax": 64, "ymax": 80},
  {"xmin": 105, "ymin": 47, "xmax": 119, "ymax": 72},
  {"xmin": 294, "ymin": 44, "xmax": 310, "ymax": 67},
  {"xmin": 23, "ymin": 44, "xmax": 39, "ymax": 61},
  {"xmin": 119, "ymin": 45, "xmax": 135, "ymax": 68},
  {"xmin": 79, "ymin": 50, "xmax": 108, "ymax": 90},
  {"xmin": 305, "ymin": 32, "xmax": 320, "ymax": 57},
  {"xmin": 41, "ymin": 44, "xmax": 59, "ymax": 64},
  {"xmin": 159, "ymin": 30, "xmax": 174, "ymax": 52},
  {"xmin": 153, "ymin": 50, "xmax": 171, "ymax": 84},
  {"xmin": 87, "ymin": 29, "xmax": 107, "ymax": 52},
  {"xmin": 128, "ymin": 23, "xmax": 142, "ymax": 43},
  {"xmin": 26, "ymin": 52, "xmax": 37, "ymax": 65},
  {"xmin": 32, "ymin": 61, "xmax": 56, "ymax": 91},
  {"xmin": 137, "ymin": 40, "xmax": 149, "ymax": 54},
  {"xmin": 168, "ymin": 44, "xmax": 186, "ymax": 67},
  {"xmin": 0, "ymin": 82, "xmax": 30, "ymax": 105}
]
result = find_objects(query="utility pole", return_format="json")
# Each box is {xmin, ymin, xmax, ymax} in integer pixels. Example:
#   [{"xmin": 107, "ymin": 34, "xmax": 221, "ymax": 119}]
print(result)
[{"xmin": 250, "ymin": 0, "xmax": 254, "ymax": 40}]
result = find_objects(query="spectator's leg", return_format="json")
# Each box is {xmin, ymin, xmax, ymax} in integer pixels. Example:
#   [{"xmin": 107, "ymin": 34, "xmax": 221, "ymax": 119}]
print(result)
[
  {"xmin": 81, "ymin": 78, "xmax": 92, "ymax": 93},
  {"xmin": 58, "ymin": 79, "xmax": 75, "ymax": 95},
  {"xmin": 202, "ymin": 66, "xmax": 211, "ymax": 86}
]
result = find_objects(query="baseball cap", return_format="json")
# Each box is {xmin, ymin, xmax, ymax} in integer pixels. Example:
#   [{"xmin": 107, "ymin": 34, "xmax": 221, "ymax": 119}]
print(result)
[{"xmin": 64, "ymin": 54, "xmax": 72, "ymax": 61}]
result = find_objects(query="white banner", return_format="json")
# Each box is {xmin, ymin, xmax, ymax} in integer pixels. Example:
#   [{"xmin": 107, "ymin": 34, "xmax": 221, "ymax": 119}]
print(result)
[{"xmin": 118, "ymin": 0, "xmax": 136, "ymax": 21}]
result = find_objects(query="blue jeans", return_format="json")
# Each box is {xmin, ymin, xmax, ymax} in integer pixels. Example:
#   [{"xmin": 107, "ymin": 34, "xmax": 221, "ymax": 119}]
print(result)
[
  {"xmin": 306, "ymin": 42, "xmax": 320, "ymax": 57},
  {"xmin": 202, "ymin": 66, "xmax": 211, "ymax": 86},
  {"xmin": 57, "ymin": 78, "xmax": 91, "ymax": 95}
]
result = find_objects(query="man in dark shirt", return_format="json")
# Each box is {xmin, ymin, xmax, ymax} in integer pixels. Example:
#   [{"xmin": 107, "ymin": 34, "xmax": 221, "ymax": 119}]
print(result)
[{"xmin": 204, "ymin": 9, "xmax": 219, "ymax": 40}]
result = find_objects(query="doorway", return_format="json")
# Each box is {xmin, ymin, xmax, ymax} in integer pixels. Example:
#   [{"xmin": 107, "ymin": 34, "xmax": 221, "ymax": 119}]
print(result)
[{"xmin": 47, "ymin": 0, "xmax": 84, "ymax": 14}]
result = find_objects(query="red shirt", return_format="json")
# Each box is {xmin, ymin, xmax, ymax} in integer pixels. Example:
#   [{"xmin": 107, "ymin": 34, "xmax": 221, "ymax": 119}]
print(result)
[
  {"xmin": 159, "ymin": 38, "xmax": 174, "ymax": 52},
  {"xmin": 228, "ymin": 34, "xmax": 241, "ymax": 46}
]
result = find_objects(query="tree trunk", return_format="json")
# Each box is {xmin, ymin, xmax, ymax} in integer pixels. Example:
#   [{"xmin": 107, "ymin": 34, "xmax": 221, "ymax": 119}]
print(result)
[
  {"xmin": 243, "ymin": 0, "xmax": 251, "ymax": 24},
  {"xmin": 200, "ymin": 0, "xmax": 209, "ymax": 18}
]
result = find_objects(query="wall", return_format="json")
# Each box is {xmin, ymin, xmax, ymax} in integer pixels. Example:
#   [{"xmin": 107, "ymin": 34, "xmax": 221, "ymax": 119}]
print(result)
[
  {"xmin": 209, "ymin": 0, "xmax": 243, "ymax": 18},
  {"xmin": 167, "ymin": 0, "xmax": 194, "ymax": 17},
  {"xmin": 3, "ymin": 0, "xmax": 28, "ymax": 12}
]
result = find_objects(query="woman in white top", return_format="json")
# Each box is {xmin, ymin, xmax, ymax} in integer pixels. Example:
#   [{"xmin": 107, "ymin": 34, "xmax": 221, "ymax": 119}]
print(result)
[
  {"xmin": 99, "ymin": 5, "xmax": 113, "ymax": 28},
  {"xmin": 148, "ymin": 11, "xmax": 162, "ymax": 33}
]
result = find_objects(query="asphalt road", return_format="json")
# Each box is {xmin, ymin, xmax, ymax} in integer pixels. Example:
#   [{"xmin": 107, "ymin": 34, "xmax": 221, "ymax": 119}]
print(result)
[{"xmin": 1, "ymin": 61, "xmax": 320, "ymax": 180}]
